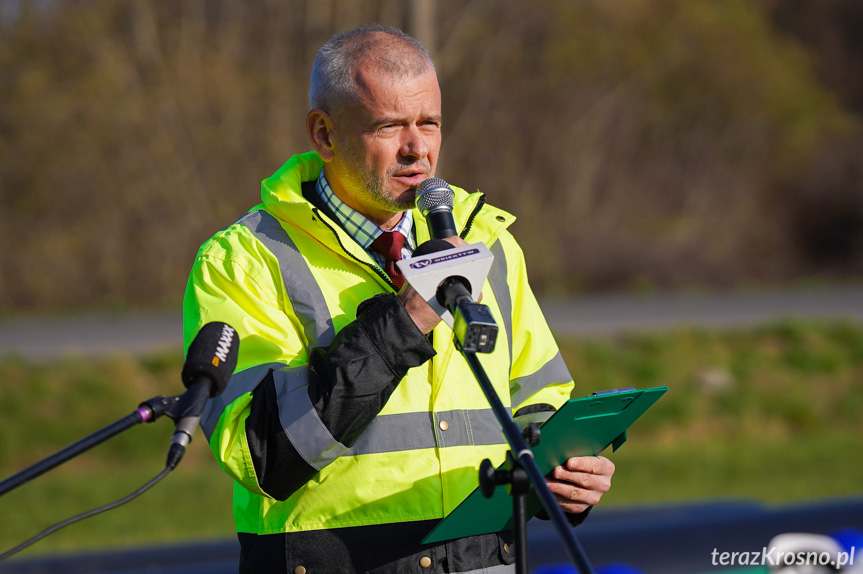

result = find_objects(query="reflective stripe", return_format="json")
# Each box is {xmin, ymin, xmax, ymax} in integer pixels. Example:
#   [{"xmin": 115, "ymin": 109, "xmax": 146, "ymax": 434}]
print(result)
[
  {"xmin": 434, "ymin": 409, "xmax": 505, "ymax": 449},
  {"xmin": 200, "ymin": 363, "xmax": 284, "ymax": 440},
  {"xmin": 201, "ymin": 371, "xmax": 511, "ymax": 466},
  {"xmin": 345, "ymin": 408, "xmax": 506, "ymax": 456},
  {"xmin": 510, "ymin": 351, "xmax": 573, "ymax": 407},
  {"xmin": 488, "ymin": 240, "xmax": 513, "ymax": 376},
  {"xmin": 238, "ymin": 209, "xmax": 335, "ymax": 348},
  {"xmin": 272, "ymin": 367, "xmax": 347, "ymax": 471},
  {"xmin": 200, "ymin": 364, "xmax": 348, "ymax": 471}
]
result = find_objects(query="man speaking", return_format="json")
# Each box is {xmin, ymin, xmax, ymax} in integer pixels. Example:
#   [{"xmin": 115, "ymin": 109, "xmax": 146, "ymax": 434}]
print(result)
[{"xmin": 183, "ymin": 24, "xmax": 614, "ymax": 573}]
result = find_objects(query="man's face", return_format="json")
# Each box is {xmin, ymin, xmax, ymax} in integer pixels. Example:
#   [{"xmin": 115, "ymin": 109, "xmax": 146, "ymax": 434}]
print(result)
[{"xmin": 326, "ymin": 63, "xmax": 442, "ymax": 227}]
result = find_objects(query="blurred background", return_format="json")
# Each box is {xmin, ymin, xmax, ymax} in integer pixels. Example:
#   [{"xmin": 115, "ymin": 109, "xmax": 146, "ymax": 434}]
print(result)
[
  {"xmin": 1, "ymin": 1, "xmax": 862, "ymax": 572},
  {"xmin": 3, "ymin": 0, "xmax": 863, "ymax": 310}
]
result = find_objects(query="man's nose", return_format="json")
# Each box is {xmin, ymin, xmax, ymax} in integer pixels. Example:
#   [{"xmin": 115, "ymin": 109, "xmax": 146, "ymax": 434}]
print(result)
[{"xmin": 400, "ymin": 125, "xmax": 430, "ymax": 160}]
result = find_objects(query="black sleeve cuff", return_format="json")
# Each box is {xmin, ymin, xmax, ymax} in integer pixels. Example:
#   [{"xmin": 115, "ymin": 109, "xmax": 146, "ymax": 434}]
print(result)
[
  {"xmin": 244, "ymin": 293, "xmax": 437, "ymax": 501},
  {"xmin": 354, "ymin": 293, "xmax": 437, "ymax": 378},
  {"xmin": 307, "ymin": 293, "xmax": 436, "ymax": 445},
  {"xmin": 535, "ymin": 505, "xmax": 593, "ymax": 527}
]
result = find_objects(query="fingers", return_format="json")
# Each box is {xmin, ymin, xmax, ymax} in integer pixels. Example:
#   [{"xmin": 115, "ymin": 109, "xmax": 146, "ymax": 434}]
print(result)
[
  {"xmin": 548, "ymin": 495, "xmax": 592, "ymax": 515},
  {"xmin": 545, "ymin": 456, "xmax": 615, "ymax": 514},
  {"xmin": 443, "ymin": 235, "xmax": 468, "ymax": 248},
  {"xmin": 546, "ymin": 476, "xmax": 605, "ymax": 507},
  {"xmin": 564, "ymin": 455, "xmax": 615, "ymax": 478}
]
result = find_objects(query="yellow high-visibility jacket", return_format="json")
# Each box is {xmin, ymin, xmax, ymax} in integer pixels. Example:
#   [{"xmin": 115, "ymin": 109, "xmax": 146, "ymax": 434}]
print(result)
[{"xmin": 183, "ymin": 151, "xmax": 574, "ymax": 573}]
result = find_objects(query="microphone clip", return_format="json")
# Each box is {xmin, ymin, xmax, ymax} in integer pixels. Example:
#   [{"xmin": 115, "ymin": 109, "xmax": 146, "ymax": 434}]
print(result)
[{"xmin": 438, "ymin": 276, "xmax": 498, "ymax": 353}]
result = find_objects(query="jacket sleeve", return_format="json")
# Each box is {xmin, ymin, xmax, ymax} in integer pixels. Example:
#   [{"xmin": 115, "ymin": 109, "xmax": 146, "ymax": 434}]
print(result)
[{"xmin": 184, "ymin": 228, "xmax": 435, "ymax": 501}]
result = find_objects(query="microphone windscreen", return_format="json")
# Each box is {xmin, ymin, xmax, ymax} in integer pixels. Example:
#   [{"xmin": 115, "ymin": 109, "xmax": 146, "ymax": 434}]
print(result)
[
  {"xmin": 182, "ymin": 322, "xmax": 239, "ymax": 397},
  {"xmin": 416, "ymin": 177, "xmax": 454, "ymax": 216},
  {"xmin": 413, "ymin": 239, "xmax": 454, "ymax": 258}
]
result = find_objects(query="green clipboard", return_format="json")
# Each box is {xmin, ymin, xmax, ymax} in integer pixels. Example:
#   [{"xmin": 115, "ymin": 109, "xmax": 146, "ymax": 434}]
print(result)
[{"xmin": 423, "ymin": 386, "xmax": 667, "ymax": 543}]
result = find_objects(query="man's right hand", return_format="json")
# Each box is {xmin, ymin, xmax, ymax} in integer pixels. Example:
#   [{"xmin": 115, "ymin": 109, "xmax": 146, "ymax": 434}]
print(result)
[{"xmin": 398, "ymin": 235, "xmax": 472, "ymax": 334}]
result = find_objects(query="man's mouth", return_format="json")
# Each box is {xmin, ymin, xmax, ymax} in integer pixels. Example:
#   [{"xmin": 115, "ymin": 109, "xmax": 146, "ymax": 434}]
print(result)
[{"xmin": 392, "ymin": 171, "xmax": 427, "ymax": 186}]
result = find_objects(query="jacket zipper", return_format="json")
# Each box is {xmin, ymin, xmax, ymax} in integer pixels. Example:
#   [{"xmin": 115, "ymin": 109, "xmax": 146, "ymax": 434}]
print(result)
[
  {"xmin": 459, "ymin": 194, "xmax": 486, "ymax": 240},
  {"xmin": 312, "ymin": 207, "xmax": 400, "ymax": 291}
]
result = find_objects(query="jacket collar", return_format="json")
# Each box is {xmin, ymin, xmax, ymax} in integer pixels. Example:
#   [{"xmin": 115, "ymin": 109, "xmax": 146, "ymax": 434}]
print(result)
[{"xmin": 260, "ymin": 151, "xmax": 516, "ymax": 245}]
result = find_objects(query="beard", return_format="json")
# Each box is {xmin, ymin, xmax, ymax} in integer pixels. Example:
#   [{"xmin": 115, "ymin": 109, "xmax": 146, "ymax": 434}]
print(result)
[{"xmin": 336, "ymin": 146, "xmax": 431, "ymax": 215}]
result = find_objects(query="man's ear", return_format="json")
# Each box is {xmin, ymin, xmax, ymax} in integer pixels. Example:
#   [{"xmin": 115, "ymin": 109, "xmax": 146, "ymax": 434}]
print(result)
[{"xmin": 307, "ymin": 109, "xmax": 335, "ymax": 162}]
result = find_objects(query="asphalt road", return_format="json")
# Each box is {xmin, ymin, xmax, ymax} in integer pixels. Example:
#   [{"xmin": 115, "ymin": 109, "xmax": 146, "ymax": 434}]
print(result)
[
  {"xmin": 2, "ymin": 286, "xmax": 863, "ymax": 359},
  {"xmin": 4, "ymin": 497, "xmax": 863, "ymax": 573}
]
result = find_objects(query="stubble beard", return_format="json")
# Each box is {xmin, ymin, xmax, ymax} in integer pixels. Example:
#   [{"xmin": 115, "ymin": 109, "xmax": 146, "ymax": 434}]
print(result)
[{"xmin": 340, "ymin": 151, "xmax": 428, "ymax": 215}]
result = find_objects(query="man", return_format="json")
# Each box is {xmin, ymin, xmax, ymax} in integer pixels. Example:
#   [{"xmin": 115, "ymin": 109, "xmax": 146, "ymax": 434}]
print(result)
[{"xmin": 184, "ymin": 24, "xmax": 614, "ymax": 573}]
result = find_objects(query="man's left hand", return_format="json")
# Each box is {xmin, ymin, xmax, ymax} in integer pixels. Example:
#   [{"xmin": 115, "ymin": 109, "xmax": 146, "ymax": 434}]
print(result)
[{"xmin": 545, "ymin": 456, "xmax": 615, "ymax": 514}]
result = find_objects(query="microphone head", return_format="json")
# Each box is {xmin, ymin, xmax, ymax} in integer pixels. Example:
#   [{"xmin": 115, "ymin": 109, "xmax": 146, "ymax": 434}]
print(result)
[
  {"xmin": 182, "ymin": 322, "xmax": 239, "ymax": 397},
  {"xmin": 416, "ymin": 177, "xmax": 454, "ymax": 217}
]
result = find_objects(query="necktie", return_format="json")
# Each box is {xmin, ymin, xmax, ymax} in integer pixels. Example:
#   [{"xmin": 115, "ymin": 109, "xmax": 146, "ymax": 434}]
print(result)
[{"xmin": 370, "ymin": 231, "xmax": 406, "ymax": 289}]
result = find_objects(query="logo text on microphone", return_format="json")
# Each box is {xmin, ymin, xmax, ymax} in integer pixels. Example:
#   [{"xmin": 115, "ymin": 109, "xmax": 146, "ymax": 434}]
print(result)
[
  {"xmin": 409, "ymin": 248, "xmax": 480, "ymax": 269},
  {"xmin": 213, "ymin": 324, "xmax": 236, "ymax": 366}
]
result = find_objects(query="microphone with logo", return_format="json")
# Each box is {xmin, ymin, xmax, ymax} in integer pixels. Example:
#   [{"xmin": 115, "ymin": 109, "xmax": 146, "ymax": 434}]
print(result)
[
  {"xmin": 407, "ymin": 178, "xmax": 498, "ymax": 353},
  {"xmin": 166, "ymin": 322, "xmax": 239, "ymax": 469}
]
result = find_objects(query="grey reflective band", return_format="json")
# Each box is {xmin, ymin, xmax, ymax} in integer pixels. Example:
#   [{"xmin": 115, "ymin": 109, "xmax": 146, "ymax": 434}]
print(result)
[
  {"xmin": 200, "ymin": 362, "xmax": 285, "ymax": 440},
  {"xmin": 510, "ymin": 351, "xmax": 573, "ymax": 407},
  {"xmin": 202, "ymin": 368, "xmax": 508, "ymax": 456},
  {"xmin": 434, "ymin": 408, "xmax": 505, "ymax": 449},
  {"xmin": 201, "ymin": 363, "xmax": 349, "ymax": 470},
  {"xmin": 345, "ymin": 408, "xmax": 507, "ymax": 456},
  {"xmin": 488, "ymin": 240, "xmax": 513, "ymax": 375},
  {"xmin": 237, "ymin": 209, "xmax": 335, "ymax": 348},
  {"xmin": 272, "ymin": 367, "xmax": 348, "ymax": 470}
]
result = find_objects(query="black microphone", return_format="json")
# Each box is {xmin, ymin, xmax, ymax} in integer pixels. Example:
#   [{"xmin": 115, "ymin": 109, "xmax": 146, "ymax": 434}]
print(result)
[
  {"xmin": 416, "ymin": 177, "xmax": 458, "ymax": 239},
  {"xmin": 166, "ymin": 322, "xmax": 239, "ymax": 469}
]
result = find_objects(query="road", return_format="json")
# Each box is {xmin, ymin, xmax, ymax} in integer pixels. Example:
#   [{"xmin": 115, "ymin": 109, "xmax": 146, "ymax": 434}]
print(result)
[
  {"xmin": 4, "ymin": 497, "xmax": 863, "ymax": 573},
  {"xmin": 2, "ymin": 286, "xmax": 863, "ymax": 359}
]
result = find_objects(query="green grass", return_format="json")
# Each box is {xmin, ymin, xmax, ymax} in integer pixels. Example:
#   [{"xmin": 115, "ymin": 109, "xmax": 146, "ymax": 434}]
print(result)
[
  {"xmin": 1, "ymin": 319, "xmax": 862, "ymax": 558},
  {"xmin": 0, "ymin": 350, "xmax": 233, "ymax": 557},
  {"xmin": 558, "ymin": 319, "xmax": 863, "ymax": 504}
]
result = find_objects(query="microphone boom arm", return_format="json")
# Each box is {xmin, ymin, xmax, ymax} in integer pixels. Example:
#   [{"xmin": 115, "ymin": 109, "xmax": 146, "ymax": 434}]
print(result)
[{"xmin": 0, "ymin": 394, "xmax": 179, "ymax": 498}]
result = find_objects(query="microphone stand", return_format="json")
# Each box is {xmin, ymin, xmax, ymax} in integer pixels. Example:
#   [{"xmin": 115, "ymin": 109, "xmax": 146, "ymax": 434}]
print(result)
[
  {"xmin": 0, "ymin": 395, "xmax": 179, "ymax": 498},
  {"xmin": 459, "ymin": 348, "xmax": 596, "ymax": 574}
]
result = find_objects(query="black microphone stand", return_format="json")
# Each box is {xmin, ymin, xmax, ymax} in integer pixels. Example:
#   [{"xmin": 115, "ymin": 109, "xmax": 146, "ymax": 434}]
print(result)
[
  {"xmin": 435, "ymin": 271, "xmax": 595, "ymax": 573},
  {"xmin": 407, "ymin": 232, "xmax": 595, "ymax": 571},
  {"xmin": 459, "ymin": 349, "xmax": 596, "ymax": 574},
  {"xmin": 0, "ymin": 395, "xmax": 179, "ymax": 498}
]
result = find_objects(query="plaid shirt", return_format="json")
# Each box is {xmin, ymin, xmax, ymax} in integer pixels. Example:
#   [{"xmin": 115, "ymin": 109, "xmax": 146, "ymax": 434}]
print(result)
[{"xmin": 315, "ymin": 171, "xmax": 416, "ymax": 270}]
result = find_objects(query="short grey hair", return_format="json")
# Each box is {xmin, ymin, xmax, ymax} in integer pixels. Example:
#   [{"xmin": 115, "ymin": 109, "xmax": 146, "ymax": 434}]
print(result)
[{"xmin": 310, "ymin": 24, "xmax": 435, "ymax": 114}]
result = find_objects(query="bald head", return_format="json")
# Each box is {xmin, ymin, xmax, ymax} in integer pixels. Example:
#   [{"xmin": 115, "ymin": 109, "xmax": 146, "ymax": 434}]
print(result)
[{"xmin": 310, "ymin": 24, "xmax": 436, "ymax": 116}]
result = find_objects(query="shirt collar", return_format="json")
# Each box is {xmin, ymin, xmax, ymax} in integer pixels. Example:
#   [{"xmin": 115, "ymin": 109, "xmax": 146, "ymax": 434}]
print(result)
[{"xmin": 315, "ymin": 171, "xmax": 415, "ymax": 251}]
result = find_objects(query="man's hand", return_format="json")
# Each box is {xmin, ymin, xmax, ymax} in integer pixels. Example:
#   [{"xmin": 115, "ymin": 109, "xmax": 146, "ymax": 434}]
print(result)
[
  {"xmin": 546, "ymin": 456, "xmax": 615, "ymax": 514},
  {"xmin": 399, "ymin": 235, "xmax": 473, "ymax": 334}
]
